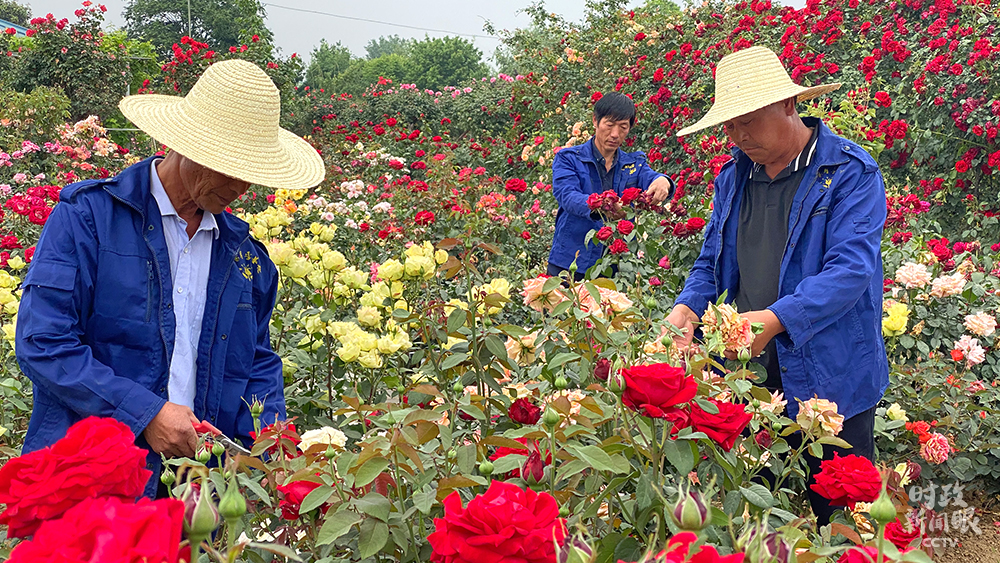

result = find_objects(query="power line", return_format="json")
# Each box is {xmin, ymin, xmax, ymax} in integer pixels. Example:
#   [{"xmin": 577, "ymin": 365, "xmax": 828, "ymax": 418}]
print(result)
[{"xmin": 261, "ymin": 3, "xmax": 499, "ymax": 40}]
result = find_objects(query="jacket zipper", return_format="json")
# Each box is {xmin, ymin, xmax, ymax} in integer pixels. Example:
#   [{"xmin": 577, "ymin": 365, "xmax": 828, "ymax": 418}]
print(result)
[
  {"xmin": 778, "ymin": 168, "xmax": 823, "ymax": 293},
  {"xmin": 201, "ymin": 235, "xmax": 248, "ymax": 415},
  {"xmin": 145, "ymin": 261, "xmax": 154, "ymax": 323}
]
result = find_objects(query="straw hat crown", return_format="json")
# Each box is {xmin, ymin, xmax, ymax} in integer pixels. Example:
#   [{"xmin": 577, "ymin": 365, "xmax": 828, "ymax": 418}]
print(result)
[
  {"xmin": 120, "ymin": 59, "xmax": 325, "ymax": 189},
  {"xmin": 676, "ymin": 46, "xmax": 841, "ymax": 137}
]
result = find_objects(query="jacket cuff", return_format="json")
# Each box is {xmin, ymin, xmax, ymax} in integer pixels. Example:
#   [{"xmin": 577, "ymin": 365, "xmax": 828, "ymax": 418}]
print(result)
[
  {"xmin": 768, "ymin": 296, "xmax": 813, "ymax": 349},
  {"xmin": 674, "ymin": 292, "xmax": 709, "ymax": 319},
  {"xmin": 113, "ymin": 385, "xmax": 167, "ymax": 438}
]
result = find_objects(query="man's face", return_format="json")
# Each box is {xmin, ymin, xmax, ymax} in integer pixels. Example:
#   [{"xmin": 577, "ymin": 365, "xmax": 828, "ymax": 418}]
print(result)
[
  {"xmin": 721, "ymin": 100, "xmax": 793, "ymax": 164},
  {"xmin": 178, "ymin": 156, "xmax": 251, "ymax": 214},
  {"xmin": 592, "ymin": 115, "xmax": 631, "ymax": 156}
]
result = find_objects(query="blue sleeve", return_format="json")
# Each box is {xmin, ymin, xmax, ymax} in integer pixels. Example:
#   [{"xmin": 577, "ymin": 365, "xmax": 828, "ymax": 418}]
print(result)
[
  {"xmin": 551, "ymin": 150, "xmax": 594, "ymax": 219},
  {"xmin": 241, "ymin": 258, "xmax": 286, "ymax": 436},
  {"xmin": 15, "ymin": 202, "xmax": 166, "ymax": 438},
  {"xmin": 673, "ymin": 179, "xmax": 726, "ymax": 317},
  {"xmin": 636, "ymin": 155, "xmax": 674, "ymax": 196},
  {"xmin": 768, "ymin": 167, "xmax": 887, "ymax": 346}
]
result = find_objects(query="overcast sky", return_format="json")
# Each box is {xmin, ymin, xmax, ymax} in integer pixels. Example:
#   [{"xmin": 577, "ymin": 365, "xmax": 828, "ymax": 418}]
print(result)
[{"xmin": 24, "ymin": 0, "xmax": 807, "ymax": 64}]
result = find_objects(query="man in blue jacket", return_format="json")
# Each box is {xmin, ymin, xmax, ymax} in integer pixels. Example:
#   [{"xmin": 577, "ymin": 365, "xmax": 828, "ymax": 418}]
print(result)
[
  {"xmin": 667, "ymin": 47, "xmax": 889, "ymax": 524},
  {"xmin": 15, "ymin": 60, "xmax": 325, "ymax": 496},
  {"xmin": 548, "ymin": 92, "xmax": 674, "ymax": 279}
]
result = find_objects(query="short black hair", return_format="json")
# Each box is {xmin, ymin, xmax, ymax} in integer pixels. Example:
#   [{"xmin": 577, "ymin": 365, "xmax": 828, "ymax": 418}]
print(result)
[{"xmin": 593, "ymin": 92, "xmax": 636, "ymax": 127}]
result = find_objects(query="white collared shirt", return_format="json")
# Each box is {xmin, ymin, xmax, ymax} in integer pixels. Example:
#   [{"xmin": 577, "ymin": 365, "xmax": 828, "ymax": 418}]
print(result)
[{"xmin": 149, "ymin": 159, "xmax": 219, "ymax": 410}]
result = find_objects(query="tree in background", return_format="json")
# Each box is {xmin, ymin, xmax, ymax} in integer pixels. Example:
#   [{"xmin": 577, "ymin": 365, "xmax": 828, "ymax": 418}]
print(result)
[
  {"xmin": 122, "ymin": 0, "xmax": 273, "ymax": 59},
  {"xmin": 0, "ymin": 0, "xmax": 29, "ymax": 26},
  {"xmin": 406, "ymin": 35, "xmax": 489, "ymax": 91},
  {"xmin": 303, "ymin": 40, "xmax": 353, "ymax": 90},
  {"xmin": 363, "ymin": 34, "xmax": 412, "ymax": 60}
]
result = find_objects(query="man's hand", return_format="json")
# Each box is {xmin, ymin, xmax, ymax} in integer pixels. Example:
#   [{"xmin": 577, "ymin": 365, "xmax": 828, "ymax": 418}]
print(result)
[
  {"xmin": 143, "ymin": 402, "xmax": 200, "ymax": 458},
  {"xmin": 724, "ymin": 309, "xmax": 786, "ymax": 360},
  {"xmin": 647, "ymin": 177, "xmax": 673, "ymax": 204},
  {"xmin": 665, "ymin": 304, "xmax": 700, "ymax": 352}
]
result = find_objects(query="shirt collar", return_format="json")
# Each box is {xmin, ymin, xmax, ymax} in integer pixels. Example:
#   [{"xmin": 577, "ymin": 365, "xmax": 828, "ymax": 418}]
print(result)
[
  {"xmin": 590, "ymin": 140, "xmax": 619, "ymax": 170},
  {"xmin": 150, "ymin": 159, "xmax": 220, "ymax": 239},
  {"xmin": 750, "ymin": 125, "xmax": 819, "ymax": 182}
]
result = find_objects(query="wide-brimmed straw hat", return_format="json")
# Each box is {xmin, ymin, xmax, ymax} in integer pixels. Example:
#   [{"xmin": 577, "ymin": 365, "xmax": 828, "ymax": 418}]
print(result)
[
  {"xmin": 676, "ymin": 46, "xmax": 841, "ymax": 137},
  {"xmin": 119, "ymin": 59, "xmax": 325, "ymax": 189}
]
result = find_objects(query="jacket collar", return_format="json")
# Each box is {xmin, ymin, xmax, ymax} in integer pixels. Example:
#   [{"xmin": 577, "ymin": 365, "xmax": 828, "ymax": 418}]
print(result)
[
  {"xmin": 578, "ymin": 137, "xmax": 637, "ymax": 166},
  {"xmin": 105, "ymin": 156, "xmax": 250, "ymax": 246},
  {"xmin": 726, "ymin": 117, "xmax": 849, "ymax": 171}
]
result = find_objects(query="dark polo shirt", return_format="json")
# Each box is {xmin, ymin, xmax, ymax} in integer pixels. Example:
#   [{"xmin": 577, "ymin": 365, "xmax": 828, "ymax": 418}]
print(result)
[{"xmin": 734, "ymin": 125, "xmax": 819, "ymax": 389}]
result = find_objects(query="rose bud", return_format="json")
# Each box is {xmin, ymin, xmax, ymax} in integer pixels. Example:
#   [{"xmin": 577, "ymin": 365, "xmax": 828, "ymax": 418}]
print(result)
[
  {"xmin": 509, "ymin": 398, "xmax": 542, "ymax": 425},
  {"xmin": 542, "ymin": 407, "xmax": 561, "ymax": 429},
  {"xmin": 754, "ymin": 430, "xmax": 773, "ymax": 449},
  {"xmin": 478, "ymin": 460, "xmax": 494, "ymax": 476},
  {"xmin": 608, "ymin": 371, "xmax": 625, "ymax": 394},
  {"xmin": 558, "ymin": 535, "xmax": 596, "ymax": 563},
  {"xmin": 218, "ymin": 478, "xmax": 246, "ymax": 524},
  {"xmin": 670, "ymin": 485, "xmax": 710, "ymax": 531},
  {"xmin": 523, "ymin": 448, "xmax": 546, "ymax": 485},
  {"xmin": 183, "ymin": 480, "xmax": 219, "ymax": 541},
  {"xmin": 593, "ymin": 358, "xmax": 611, "ymax": 381},
  {"xmin": 250, "ymin": 398, "xmax": 264, "ymax": 419},
  {"xmin": 906, "ymin": 460, "xmax": 922, "ymax": 482},
  {"xmin": 870, "ymin": 484, "xmax": 898, "ymax": 526}
]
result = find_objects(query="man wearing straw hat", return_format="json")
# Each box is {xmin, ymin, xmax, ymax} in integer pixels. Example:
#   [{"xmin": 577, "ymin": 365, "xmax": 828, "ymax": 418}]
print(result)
[
  {"xmin": 666, "ymin": 46, "xmax": 889, "ymax": 525},
  {"xmin": 15, "ymin": 59, "xmax": 325, "ymax": 496}
]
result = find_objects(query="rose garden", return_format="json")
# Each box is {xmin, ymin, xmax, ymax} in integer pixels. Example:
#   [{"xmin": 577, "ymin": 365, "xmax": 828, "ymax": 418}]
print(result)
[{"xmin": 0, "ymin": 0, "xmax": 999, "ymax": 561}]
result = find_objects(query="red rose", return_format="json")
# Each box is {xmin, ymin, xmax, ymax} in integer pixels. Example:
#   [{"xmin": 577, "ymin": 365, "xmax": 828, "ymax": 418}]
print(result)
[
  {"xmin": 608, "ymin": 239, "xmax": 629, "ymax": 254},
  {"xmin": 277, "ymin": 479, "xmax": 323, "ymax": 520},
  {"xmin": 489, "ymin": 438, "xmax": 550, "ymax": 479},
  {"xmin": 428, "ymin": 481, "xmax": 567, "ymax": 563},
  {"xmin": 955, "ymin": 160, "xmax": 970, "ymax": 173},
  {"xmin": 617, "ymin": 219, "xmax": 635, "ymax": 236},
  {"xmin": 634, "ymin": 32, "xmax": 646, "ymax": 41},
  {"xmin": 521, "ymin": 230, "xmax": 532, "ymax": 241},
  {"xmin": 873, "ymin": 91, "xmax": 892, "ymax": 107},
  {"xmin": 249, "ymin": 420, "xmax": 300, "ymax": 458},
  {"xmin": 415, "ymin": 210, "xmax": 436, "ymax": 225},
  {"xmin": 508, "ymin": 398, "xmax": 542, "ymax": 425},
  {"xmin": 837, "ymin": 547, "xmax": 884, "ymax": 563},
  {"xmin": 686, "ymin": 217, "xmax": 706, "ymax": 232},
  {"xmin": 689, "ymin": 398, "xmax": 752, "ymax": 451},
  {"xmin": 884, "ymin": 518, "xmax": 922, "ymax": 550},
  {"xmin": 594, "ymin": 358, "xmax": 611, "ymax": 381},
  {"xmin": 0, "ymin": 417, "xmax": 152, "ymax": 538},
  {"xmin": 505, "ymin": 178, "xmax": 528, "ymax": 193},
  {"xmin": 633, "ymin": 532, "xmax": 745, "ymax": 563},
  {"xmin": 809, "ymin": 453, "xmax": 881, "ymax": 509},
  {"xmin": 412, "ymin": 160, "xmax": 427, "ymax": 170},
  {"xmin": 596, "ymin": 226, "xmax": 614, "ymax": 241},
  {"xmin": 359, "ymin": 222, "xmax": 371, "ymax": 232},
  {"xmin": 621, "ymin": 363, "xmax": 697, "ymax": 419},
  {"xmin": 7, "ymin": 497, "xmax": 184, "ymax": 563},
  {"xmin": 621, "ymin": 187, "xmax": 642, "ymax": 205}
]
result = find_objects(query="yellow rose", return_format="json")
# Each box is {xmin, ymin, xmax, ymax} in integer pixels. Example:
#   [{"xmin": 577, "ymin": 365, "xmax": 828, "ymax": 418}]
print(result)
[
  {"xmin": 356, "ymin": 331, "xmax": 378, "ymax": 351},
  {"xmin": 377, "ymin": 336, "xmax": 401, "ymax": 355},
  {"xmin": 886, "ymin": 403, "xmax": 908, "ymax": 422},
  {"xmin": 2, "ymin": 321, "xmax": 16, "ymax": 342},
  {"xmin": 309, "ymin": 222, "xmax": 324, "ymax": 236},
  {"xmin": 357, "ymin": 306, "xmax": 381, "ymax": 328},
  {"xmin": 881, "ymin": 302, "xmax": 909, "ymax": 337},
  {"xmin": 377, "ymin": 259, "xmax": 404, "ymax": 281},
  {"xmin": 434, "ymin": 249, "xmax": 449, "ymax": 265},
  {"xmin": 284, "ymin": 256, "xmax": 312, "ymax": 279},
  {"xmin": 321, "ymin": 250, "xmax": 347, "ymax": 272},
  {"xmin": 8, "ymin": 256, "xmax": 26, "ymax": 270},
  {"xmin": 358, "ymin": 350, "xmax": 383, "ymax": 369},
  {"xmin": 268, "ymin": 242, "xmax": 295, "ymax": 266},
  {"xmin": 404, "ymin": 255, "xmax": 435, "ymax": 279},
  {"xmin": 336, "ymin": 341, "xmax": 361, "ymax": 363},
  {"xmin": 337, "ymin": 267, "xmax": 369, "ymax": 290}
]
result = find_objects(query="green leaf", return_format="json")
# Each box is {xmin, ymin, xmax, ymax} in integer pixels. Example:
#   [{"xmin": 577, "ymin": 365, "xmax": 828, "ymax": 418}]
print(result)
[
  {"xmin": 542, "ymin": 276, "xmax": 563, "ymax": 294},
  {"xmin": 635, "ymin": 470, "xmax": 657, "ymax": 512},
  {"xmin": 740, "ymin": 483, "xmax": 775, "ymax": 509},
  {"xmin": 547, "ymin": 352, "xmax": 579, "ymax": 370},
  {"xmin": 440, "ymin": 353, "xmax": 468, "ymax": 370},
  {"xmin": 358, "ymin": 519, "xmax": 389, "ymax": 558},
  {"xmin": 661, "ymin": 439, "xmax": 695, "ymax": 475},
  {"xmin": 446, "ymin": 307, "xmax": 467, "ymax": 333},
  {"xmin": 484, "ymin": 334, "xmax": 513, "ymax": 366},
  {"xmin": 412, "ymin": 488, "xmax": 436, "ymax": 515},
  {"xmin": 565, "ymin": 444, "xmax": 628, "ymax": 474},
  {"xmin": 300, "ymin": 484, "xmax": 335, "ymax": 515},
  {"xmin": 355, "ymin": 457, "xmax": 390, "ymax": 489},
  {"xmin": 612, "ymin": 537, "xmax": 642, "ymax": 563},
  {"xmin": 316, "ymin": 509, "xmax": 362, "ymax": 546},
  {"xmin": 353, "ymin": 493, "xmax": 391, "ymax": 522},
  {"xmin": 492, "ymin": 453, "xmax": 527, "ymax": 475},
  {"xmin": 245, "ymin": 542, "xmax": 303, "ymax": 561},
  {"xmin": 237, "ymin": 474, "xmax": 272, "ymax": 508}
]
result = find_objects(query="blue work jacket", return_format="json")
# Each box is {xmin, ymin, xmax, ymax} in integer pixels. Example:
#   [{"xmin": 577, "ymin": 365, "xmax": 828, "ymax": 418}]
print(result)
[
  {"xmin": 15, "ymin": 157, "xmax": 286, "ymax": 497},
  {"xmin": 674, "ymin": 118, "xmax": 889, "ymax": 420},
  {"xmin": 549, "ymin": 139, "xmax": 670, "ymax": 272}
]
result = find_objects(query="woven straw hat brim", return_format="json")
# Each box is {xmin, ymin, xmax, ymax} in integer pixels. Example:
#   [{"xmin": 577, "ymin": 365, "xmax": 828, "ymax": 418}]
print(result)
[
  {"xmin": 676, "ymin": 82, "xmax": 841, "ymax": 137},
  {"xmin": 120, "ymin": 94, "xmax": 326, "ymax": 190}
]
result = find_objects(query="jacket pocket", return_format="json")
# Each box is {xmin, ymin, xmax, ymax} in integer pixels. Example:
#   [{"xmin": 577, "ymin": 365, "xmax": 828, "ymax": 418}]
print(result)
[{"xmin": 807, "ymin": 307, "xmax": 870, "ymax": 386}]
